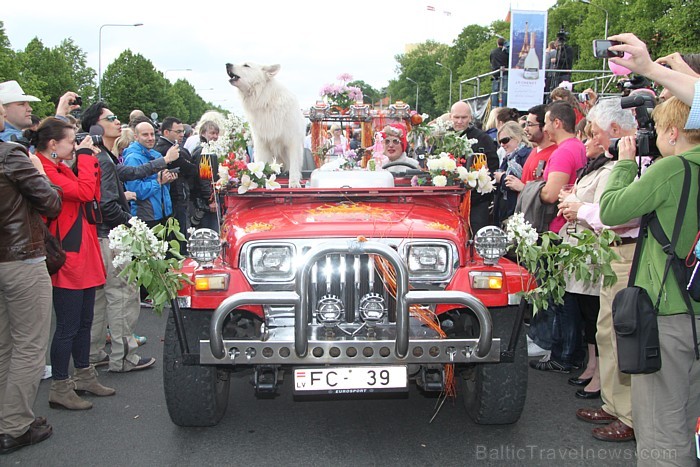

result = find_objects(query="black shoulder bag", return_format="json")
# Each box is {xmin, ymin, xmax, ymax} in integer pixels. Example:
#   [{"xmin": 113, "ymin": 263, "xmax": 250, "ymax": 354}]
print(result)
[
  {"xmin": 44, "ymin": 218, "xmax": 66, "ymax": 275},
  {"xmin": 612, "ymin": 157, "xmax": 699, "ymax": 374}
]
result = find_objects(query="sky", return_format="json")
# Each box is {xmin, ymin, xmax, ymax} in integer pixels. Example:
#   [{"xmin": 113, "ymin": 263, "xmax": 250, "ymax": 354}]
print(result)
[{"xmin": 4, "ymin": 0, "xmax": 555, "ymax": 118}]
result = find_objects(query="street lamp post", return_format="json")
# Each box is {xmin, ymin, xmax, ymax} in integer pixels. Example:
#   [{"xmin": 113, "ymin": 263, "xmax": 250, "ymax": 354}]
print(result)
[
  {"xmin": 406, "ymin": 77, "xmax": 419, "ymax": 113},
  {"xmin": 98, "ymin": 23, "xmax": 143, "ymax": 101},
  {"xmin": 580, "ymin": 0, "xmax": 609, "ymax": 69},
  {"xmin": 436, "ymin": 62, "xmax": 453, "ymax": 105}
]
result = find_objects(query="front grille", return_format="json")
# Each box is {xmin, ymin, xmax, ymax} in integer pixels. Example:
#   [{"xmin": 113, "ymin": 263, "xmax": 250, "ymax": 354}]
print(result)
[{"xmin": 306, "ymin": 251, "xmax": 397, "ymax": 323}]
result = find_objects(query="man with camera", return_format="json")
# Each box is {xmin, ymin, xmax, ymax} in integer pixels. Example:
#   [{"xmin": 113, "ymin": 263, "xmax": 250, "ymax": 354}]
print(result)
[
  {"xmin": 154, "ymin": 117, "xmax": 196, "ymax": 250},
  {"xmin": 123, "ymin": 122, "xmax": 178, "ymax": 229},
  {"xmin": 570, "ymin": 98, "xmax": 638, "ymax": 443},
  {"xmin": 81, "ymin": 102, "xmax": 180, "ymax": 373}
]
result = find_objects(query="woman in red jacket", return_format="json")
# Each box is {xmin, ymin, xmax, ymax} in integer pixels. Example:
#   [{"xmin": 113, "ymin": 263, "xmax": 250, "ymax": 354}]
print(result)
[{"xmin": 30, "ymin": 118, "xmax": 114, "ymax": 410}]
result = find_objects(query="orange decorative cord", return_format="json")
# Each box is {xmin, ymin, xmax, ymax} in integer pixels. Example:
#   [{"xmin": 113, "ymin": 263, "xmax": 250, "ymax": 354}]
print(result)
[{"xmin": 373, "ymin": 255, "xmax": 456, "ymax": 398}]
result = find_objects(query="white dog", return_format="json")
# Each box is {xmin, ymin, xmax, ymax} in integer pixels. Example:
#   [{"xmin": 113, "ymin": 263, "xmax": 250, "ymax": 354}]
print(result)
[{"xmin": 226, "ymin": 62, "xmax": 305, "ymax": 188}]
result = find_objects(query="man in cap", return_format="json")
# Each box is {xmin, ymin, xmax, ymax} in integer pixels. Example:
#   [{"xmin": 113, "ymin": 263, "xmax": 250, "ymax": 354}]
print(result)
[{"xmin": 0, "ymin": 81, "xmax": 39, "ymax": 142}]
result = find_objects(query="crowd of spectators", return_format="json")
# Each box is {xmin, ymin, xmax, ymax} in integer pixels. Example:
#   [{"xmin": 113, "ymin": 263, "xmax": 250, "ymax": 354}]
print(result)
[
  {"xmin": 1, "ymin": 32, "xmax": 699, "ymax": 463},
  {"xmin": 0, "ymin": 84, "xmax": 225, "ymax": 454}
]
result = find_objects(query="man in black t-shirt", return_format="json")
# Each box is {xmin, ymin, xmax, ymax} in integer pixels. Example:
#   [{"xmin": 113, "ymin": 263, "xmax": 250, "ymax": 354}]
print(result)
[{"xmin": 489, "ymin": 38, "xmax": 509, "ymax": 107}]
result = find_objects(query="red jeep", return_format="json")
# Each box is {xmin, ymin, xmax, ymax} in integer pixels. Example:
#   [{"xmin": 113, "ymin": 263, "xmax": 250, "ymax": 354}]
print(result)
[{"xmin": 164, "ymin": 169, "xmax": 531, "ymax": 427}]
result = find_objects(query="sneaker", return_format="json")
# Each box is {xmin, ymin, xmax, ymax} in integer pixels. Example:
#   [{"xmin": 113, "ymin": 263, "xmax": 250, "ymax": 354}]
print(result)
[
  {"xmin": 111, "ymin": 357, "xmax": 156, "ymax": 373},
  {"xmin": 133, "ymin": 334, "xmax": 147, "ymax": 346},
  {"xmin": 92, "ymin": 355, "xmax": 109, "ymax": 368},
  {"xmin": 42, "ymin": 365, "xmax": 52, "ymax": 380},
  {"xmin": 527, "ymin": 338, "xmax": 550, "ymax": 357},
  {"xmin": 537, "ymin": 352, "xmax": 551, "ymax": 363},
  {"xmin": 529, "ymin": 359, "xmax": 571, "ymax": 373},
  {"xmin": 140, "ymin": 299, "xmax": 153, "ymax": 308}
]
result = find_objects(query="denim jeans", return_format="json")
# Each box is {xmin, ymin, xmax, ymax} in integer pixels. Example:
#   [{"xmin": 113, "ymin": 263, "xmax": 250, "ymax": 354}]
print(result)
[
  {"xmin": 491, "ymin": 77, "xmax": 508, "ymax": 108},
  {"xmin": 527, "ymin": 302, "xmax": 555, "ymax": 350},
  {"xmin": 51, "ymin": 287, "xmax": 96, "ymax": 380},
  {"xmin": 550, "ymin": 292, "xmax": 586, "ymax": 367}
]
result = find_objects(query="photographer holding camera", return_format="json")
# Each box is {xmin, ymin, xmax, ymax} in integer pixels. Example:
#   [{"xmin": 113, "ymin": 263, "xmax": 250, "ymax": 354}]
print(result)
[
  {"xmin": 80, "ymin": 102, "xmax": 179, "ymax": 373},
  {"xmin": 599, "ymin": 95, "xmax": 700, "ymax": 465}
]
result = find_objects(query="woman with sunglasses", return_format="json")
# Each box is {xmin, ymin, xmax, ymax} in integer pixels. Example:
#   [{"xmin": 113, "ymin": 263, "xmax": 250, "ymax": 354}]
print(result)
[
  {"xmin": 381, "ymin": 123, "xmax": 420, "ymax": 172},
  {"xmin": 493, "ymin": 121, "xmax": 532, "ymax": 225}
]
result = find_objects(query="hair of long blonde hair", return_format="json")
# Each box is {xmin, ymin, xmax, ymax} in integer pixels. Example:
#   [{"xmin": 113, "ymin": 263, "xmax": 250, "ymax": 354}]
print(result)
[
  {"xmin": 113, "ymin": 127, "xmax": 135, "ymax": 156},
  {"xmin": 498, "ymin": 121, "xmax": 532, "ymax": 147}
]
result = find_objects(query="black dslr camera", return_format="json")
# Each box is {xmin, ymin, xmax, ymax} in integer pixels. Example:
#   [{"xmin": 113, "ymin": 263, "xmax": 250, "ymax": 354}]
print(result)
[
  {"xmin": 75, "ymin": 132, "xmax": 103, "ymax": 147},
  {"xmin": 608, "ymin": 94, "xmax": 659, "ymax": 159},
  {"xmin": 190, "ymin": 198, "xmax": 209, "ymax": 227}
]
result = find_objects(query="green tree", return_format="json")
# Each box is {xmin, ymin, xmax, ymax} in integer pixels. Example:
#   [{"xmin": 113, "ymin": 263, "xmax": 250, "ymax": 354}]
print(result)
[
  {"xmin": 101, "ymin": 50, "xmax": 168, "ymax": 122},
  {"xmin": 0, "ymin": 22, "xmax": 19, "ymax": 83},
  {"xmin": 57, "ymin": 38, "xmax": 96, "ymax": 102}
]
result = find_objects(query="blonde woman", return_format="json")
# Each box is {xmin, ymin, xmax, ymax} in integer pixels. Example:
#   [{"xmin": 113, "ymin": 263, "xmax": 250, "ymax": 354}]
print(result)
[
  {"xmin": 493, "ymin": 121, "xmax": 532, "ymax": 225},
  {"xmin": 112, "ymin": 127, "xmax": 134, "ymax": 160},
  {"xmin": 328, "ymin": 123, "xmax": 348, "ymax": 156}
]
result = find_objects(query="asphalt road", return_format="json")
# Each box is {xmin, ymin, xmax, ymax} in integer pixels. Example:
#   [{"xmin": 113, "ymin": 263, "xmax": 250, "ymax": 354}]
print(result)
[{"xmin": 9, "ymin": 308, "xmax": 638, "ymax": 467}]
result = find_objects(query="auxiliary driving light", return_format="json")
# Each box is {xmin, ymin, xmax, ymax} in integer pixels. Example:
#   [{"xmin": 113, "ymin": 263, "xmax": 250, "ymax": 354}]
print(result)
[
  {"xmin": 188, "ymin": 229, "xmax": 221, "ymax": 263},
  {"xmin": 316, "ymin": 295, "xmax": 344, "ymax": 326},
  {"xmin": 473, "ymin": 226, "xmax": 508, "ymax": 265},
  {"xmin": 359, "ymin": 293, "xmax": 387, "ymax": 323}
]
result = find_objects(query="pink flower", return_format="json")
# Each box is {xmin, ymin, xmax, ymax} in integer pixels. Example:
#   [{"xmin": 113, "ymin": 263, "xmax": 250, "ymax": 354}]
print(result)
[{"xmin": 337, "ymin": 73, "xmax": 353, "ymax": 82}]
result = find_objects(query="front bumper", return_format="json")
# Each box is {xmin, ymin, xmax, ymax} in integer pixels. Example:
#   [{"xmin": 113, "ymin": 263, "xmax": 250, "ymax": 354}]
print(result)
[{"xmin": 203, "ymin": 240, "xmax": 501, "ymax": 366}]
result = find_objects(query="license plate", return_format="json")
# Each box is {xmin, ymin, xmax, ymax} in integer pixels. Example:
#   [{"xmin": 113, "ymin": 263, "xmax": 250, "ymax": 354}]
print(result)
[{"xmin": 294, "ymin": 366, "xmax": 407, "ymax": 395}]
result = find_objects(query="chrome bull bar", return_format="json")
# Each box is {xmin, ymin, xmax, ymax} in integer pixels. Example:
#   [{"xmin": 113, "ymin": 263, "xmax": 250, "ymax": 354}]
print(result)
[{"xmin": 208, "ymin": 240, "xmax": 495, "ymax": 363}]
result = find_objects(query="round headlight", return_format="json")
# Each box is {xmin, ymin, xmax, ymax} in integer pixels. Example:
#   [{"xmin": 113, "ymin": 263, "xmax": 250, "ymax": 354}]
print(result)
[
  {"xmin": 474, "ymin": 226, "xmax": 508, "ymax": 264},
  {"xmin": 188, "ymin": 229, "xmax": 221, "ymax": 263}
]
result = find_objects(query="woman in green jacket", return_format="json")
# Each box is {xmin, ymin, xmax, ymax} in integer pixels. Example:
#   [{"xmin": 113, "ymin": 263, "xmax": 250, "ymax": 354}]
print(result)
[{"xmin": 599, "ymin": 96, "xmax": 700, "ymax": 466}]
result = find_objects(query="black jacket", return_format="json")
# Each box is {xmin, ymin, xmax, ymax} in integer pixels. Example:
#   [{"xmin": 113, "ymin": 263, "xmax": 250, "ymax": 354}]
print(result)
[
  {"xmin": 96, "ymin": 146, "xmax": 167, "ymax": 238},
  {"xmin": 190, "ymin": 137, "xmax": 220, "ymax": 204},
  {"xmin": 459, "ymin": 125, "xmax": 499, "ymax": 206},
  {"xmin": 154, "ymin": 137, "xmax": 196, "ymax": 205}
]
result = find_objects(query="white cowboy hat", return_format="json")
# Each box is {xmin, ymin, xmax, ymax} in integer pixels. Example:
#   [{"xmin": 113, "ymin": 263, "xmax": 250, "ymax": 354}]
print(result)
[{"xmin": 0, "ymin": 80, "xmax": 40, "ymax": 105}]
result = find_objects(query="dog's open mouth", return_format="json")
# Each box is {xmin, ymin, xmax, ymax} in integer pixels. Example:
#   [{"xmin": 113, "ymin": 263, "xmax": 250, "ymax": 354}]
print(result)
[{"xmin": 225, "ymin": 64, "xmax": 240, "ymax": 82}]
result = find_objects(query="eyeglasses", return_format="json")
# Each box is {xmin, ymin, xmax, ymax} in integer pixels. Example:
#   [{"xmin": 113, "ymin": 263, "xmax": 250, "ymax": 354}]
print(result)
[
  {"xmin": 385, "ymin": 138, "xmax": 402, "ymax": 146},
  {"xmin": 498, "ymin": 137, "xmax": 512, "ymax": 145},
  {"xmin": 100, "ymin": 115, "xmax": 118, "ymax": 122},
  {"xmin": 525, "ymin": 121, "xmax": 541, "ymax": 127},
  {"xmin": 171, "ymin": 129, "xmax": 185, "ymax": 134}
]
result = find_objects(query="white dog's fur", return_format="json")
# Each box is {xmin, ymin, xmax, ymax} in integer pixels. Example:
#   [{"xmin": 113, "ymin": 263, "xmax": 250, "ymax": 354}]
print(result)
[{"xmin": 226, "ymin": 62, "xmax": 305, "ymax": 187}]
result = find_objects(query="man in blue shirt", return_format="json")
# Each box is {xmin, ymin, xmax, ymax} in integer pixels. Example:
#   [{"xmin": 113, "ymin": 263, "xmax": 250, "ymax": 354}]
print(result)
[{"xmin": 123, "ymin": 122, "xmax": 177, "ymax": 227}]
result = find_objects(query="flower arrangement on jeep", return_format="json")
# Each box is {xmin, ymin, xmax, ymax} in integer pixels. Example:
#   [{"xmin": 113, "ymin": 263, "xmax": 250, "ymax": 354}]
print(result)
[
  {"xmin": 200, "ymin": 112, "xmax": 252, "ymax": 163},
  {"xmin": 412, "ymin": 152, "xmax": 495, "ymax": 192},
  {"xmin": 218, "ymin": 159, "xmax": 283, "ymax": 194},
  {"xmin": 320, "ymin": 73, "xmax": 364, "ymax": 110}
]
